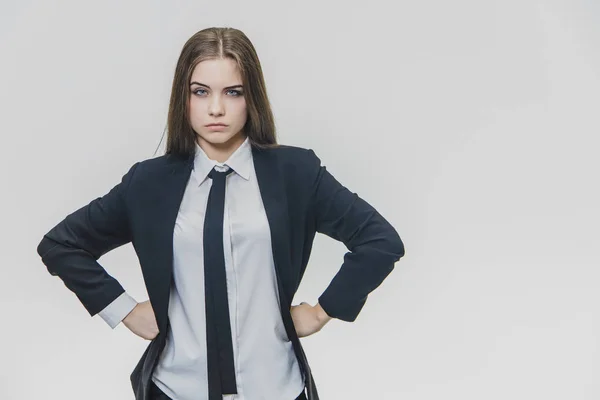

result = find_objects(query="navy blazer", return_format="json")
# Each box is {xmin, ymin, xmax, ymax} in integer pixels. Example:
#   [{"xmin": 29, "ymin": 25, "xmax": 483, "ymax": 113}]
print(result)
[{"xmin": 36, "ymin": 143, "xmax": 405, "ymax": 400}]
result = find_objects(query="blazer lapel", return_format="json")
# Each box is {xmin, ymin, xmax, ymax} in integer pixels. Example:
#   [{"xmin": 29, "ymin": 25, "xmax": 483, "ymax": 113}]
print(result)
[
  {"xmin": 252, "ymin": 146, "xmax": 317, "ymax": 397},
  {"xmin": 251, "ymin": 146, "xmax": 294, "ymax": 305},
  {"xmin": 149, "ymin": 154, "xmax": 194, "ymax": 334}
]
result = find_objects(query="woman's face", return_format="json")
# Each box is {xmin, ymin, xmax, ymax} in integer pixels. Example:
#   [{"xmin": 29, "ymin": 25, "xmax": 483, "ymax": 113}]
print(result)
[{"xmin": 188, "ymin": 57, "xmax": 247, "ymax": 148}]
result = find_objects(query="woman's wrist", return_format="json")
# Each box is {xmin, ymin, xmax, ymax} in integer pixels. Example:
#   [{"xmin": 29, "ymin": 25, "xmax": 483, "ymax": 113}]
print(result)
[{"xmin": 314, "ymin": 302, "xmax": 333, "ymax": 324}]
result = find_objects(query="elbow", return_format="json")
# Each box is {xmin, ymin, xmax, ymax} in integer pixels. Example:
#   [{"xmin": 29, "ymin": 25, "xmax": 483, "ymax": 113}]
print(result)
[
  {"xmin": 37, "ymin": 236, "xmax": 55, "ymax": 259},
  {"xmin": 36, "ymin": 235, "xmax": 58, "ymax": 261},
  {"xmin": 37, "ymin": 236, "xmax": 49, "ymax": 258},
  {"xmin": 395, "ymin": 233, "xmax": 405, "ymax": 258},
  {"xmin": 388, "ymin": 228, "xmax": 405, "ymax": 261},
  {"xmin": 36, "ymin": 236, "xmax": 61, "ymax": 275},
  {"xmin": 366, "ymin": 217, "xmax": 405, "ymax": 263}
]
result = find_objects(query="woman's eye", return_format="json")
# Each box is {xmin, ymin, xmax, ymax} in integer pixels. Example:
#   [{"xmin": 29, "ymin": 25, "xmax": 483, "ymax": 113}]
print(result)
[{"xmin": 193, "ymin": 89, "xmax": 243, "ymax": 96}]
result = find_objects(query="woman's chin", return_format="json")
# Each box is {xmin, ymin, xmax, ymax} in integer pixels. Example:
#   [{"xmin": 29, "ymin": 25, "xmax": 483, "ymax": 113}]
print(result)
[{"xmin": 198, "ymin": 131, "xmax": 240, "ymax": 146}]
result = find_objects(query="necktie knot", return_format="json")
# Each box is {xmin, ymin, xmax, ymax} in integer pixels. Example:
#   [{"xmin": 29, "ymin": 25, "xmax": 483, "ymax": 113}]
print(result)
[{"xmin": 208, "ymin": 166, "xmax": 234, "ymax": 182}]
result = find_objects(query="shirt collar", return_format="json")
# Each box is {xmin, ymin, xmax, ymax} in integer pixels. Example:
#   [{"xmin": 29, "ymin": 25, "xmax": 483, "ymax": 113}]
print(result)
[{"xmin": 192, "ymin": 135, "xmax": 252, "ymax": 185}]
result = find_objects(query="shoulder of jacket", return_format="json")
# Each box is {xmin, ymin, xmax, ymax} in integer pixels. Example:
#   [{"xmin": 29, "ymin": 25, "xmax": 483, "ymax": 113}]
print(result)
[
  {"xmin": 268, "ymin": 144, "xmax": 321, "ymax": 166},
  {"xmin": 135, "ymin": 154, "xmax": 171, "ymax": 167},
  {"xmin": 120, "ymin": 153, "xmax": 184, "ymax": 185},
  {"xmin": 137, "ymin": 153, "xmax": 186, "ymax": 170},
  {"xmin": 265, "ymin": 144, "xmax": 323, "ymax": 188}
]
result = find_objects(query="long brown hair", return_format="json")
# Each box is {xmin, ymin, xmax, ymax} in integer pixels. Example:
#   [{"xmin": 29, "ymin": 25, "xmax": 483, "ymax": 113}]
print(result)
[{"xmin": 157, "ymin": 27, "xmax": 279, "ymax": 159}]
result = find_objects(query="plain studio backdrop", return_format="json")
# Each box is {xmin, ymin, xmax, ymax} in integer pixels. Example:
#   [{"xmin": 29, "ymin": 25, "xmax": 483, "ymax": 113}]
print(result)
[{"xmin": 1, "ymin": 1, "xmax": 599, "ymax": 399}]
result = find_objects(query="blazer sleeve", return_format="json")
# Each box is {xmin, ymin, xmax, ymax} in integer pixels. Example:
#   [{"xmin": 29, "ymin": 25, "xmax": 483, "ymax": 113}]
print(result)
[
  {"xmin": 36, "ymin": 162, "xmax": 140, "ymax": 317},
  {"xmin": 306, "ymin": 149, "xmax": 405, "ymax": 322}
]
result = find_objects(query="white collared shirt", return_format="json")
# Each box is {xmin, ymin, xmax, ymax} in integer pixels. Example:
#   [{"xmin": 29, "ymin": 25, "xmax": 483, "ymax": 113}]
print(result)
[{"xmin": 98, "ymin": 136, "xmax": 305, "ymax": 400}]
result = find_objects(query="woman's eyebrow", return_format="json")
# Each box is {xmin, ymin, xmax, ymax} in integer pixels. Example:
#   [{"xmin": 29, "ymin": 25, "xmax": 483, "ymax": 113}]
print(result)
[{"xmin": 189, "ymin": 82, "xmax": 243, "ymax": 90}]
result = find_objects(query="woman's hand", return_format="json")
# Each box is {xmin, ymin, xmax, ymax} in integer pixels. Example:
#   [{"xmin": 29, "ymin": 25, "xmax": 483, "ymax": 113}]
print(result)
[
  {"xmin": 123, "ymin": 300, "xmax": 160, "ymax": 340},
  {"xmin": 290, "ymin": 302, "xmax": 333, "ymax": 338}
]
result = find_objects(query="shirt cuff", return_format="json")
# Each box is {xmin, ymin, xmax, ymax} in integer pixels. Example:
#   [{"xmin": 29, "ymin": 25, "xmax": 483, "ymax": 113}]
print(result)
[{"xmin": 97, "ymin": 291, "xmax": 138, "ymax": 329}]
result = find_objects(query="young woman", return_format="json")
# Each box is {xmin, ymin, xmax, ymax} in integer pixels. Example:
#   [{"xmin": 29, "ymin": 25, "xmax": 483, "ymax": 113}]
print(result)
[{"xmin": 36, "ymin": 27, "xmax": 405, "ymax": 400}]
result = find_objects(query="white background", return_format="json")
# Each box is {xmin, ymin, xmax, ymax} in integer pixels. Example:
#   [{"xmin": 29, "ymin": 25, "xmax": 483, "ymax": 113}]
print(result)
[{"xmin": 1, "ymin": 0, "xmax": 599, "ymax": 399}]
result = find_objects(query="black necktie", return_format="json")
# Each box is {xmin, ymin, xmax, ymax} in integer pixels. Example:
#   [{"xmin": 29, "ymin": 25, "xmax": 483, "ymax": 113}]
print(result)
[{"xmin": 203, "ymin": 166, "xmax": 237, "ymax": 399}]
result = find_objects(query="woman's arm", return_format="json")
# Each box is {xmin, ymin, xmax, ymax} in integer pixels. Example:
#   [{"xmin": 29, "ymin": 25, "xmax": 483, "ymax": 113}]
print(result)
[
  {"xmin": 36, "ymin": 162, "xmax": 140, "ymax": 317},
  {"xmin": 307, "ymin": 149, "xmax": 405, "ymax": 322}
]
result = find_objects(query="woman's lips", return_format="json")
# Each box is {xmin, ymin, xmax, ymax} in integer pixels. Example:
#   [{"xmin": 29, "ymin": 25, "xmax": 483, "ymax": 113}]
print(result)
[{"xmin": 206, "ymin": 125, "xmax": 227, "ymax": 130}]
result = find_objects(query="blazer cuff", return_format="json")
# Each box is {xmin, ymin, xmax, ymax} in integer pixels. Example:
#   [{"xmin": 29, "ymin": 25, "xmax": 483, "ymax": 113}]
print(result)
[
  {"xmin": 97, "ymin": 291, "xmax": 138, "ymax": 329},
  {"xmin": 317, "ymin": 290, "xmax": 367, "ymax": 322}
]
